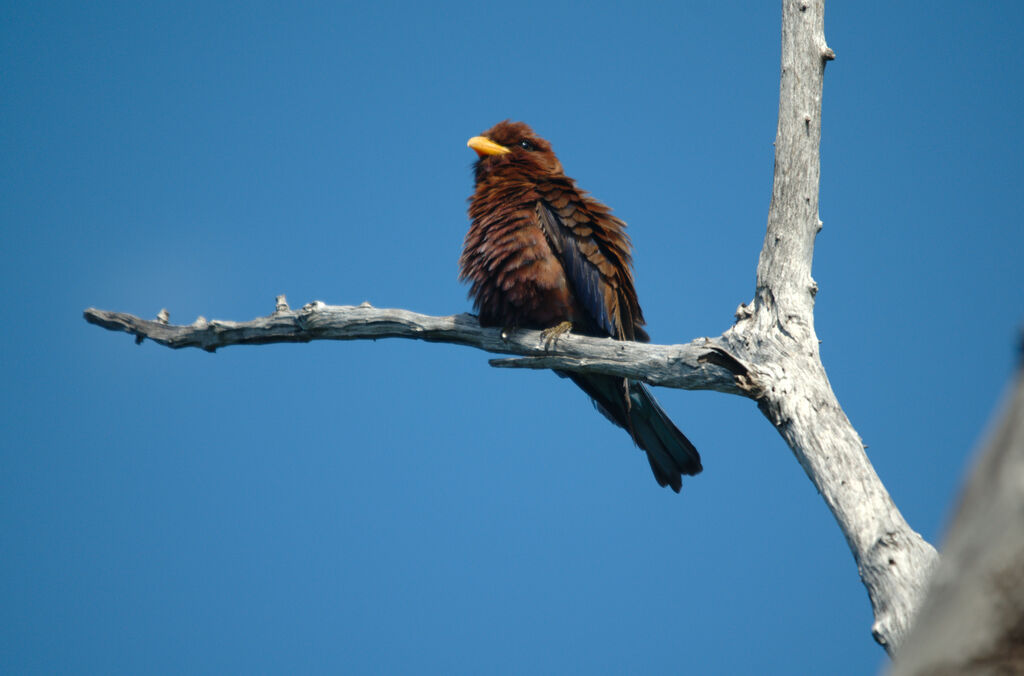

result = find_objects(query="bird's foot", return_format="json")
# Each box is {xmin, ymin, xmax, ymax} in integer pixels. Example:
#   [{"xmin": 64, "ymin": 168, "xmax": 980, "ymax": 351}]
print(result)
[
  {"xmin": 540, "ymin": 321, "xmax": 573, "ymax": 349},
  {"xmin": 500, "ymin": 325, "xmax": 515, "ymax": 341}
]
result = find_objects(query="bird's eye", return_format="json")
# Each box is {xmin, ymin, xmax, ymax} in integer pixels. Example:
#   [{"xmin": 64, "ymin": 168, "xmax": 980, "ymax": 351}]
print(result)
[{"xmin": 519, "ymin": 139, "xmax": 534, "ymax": 150}]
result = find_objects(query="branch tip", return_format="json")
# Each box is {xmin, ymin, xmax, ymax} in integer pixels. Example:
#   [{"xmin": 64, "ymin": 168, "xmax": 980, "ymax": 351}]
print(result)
[
  {"xmin": 157, "ymin": 309, "xmax": 170, "ymax": 324},
  {"xmin": 275, "ymin": 295, "xmax": 290, "ymax": 313}
]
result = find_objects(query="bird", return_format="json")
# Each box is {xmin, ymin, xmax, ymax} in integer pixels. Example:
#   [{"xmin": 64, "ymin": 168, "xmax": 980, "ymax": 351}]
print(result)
[{"xmin": 459, "ymin": 120, "xmax": 702, "ymax": 492}]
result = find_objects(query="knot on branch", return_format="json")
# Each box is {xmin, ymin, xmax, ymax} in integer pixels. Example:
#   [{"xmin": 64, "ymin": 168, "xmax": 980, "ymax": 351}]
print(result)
[
  {"xmin": 861, "ymin": 529, "xmax": 939, "ymax": 651},
  {"xmin": 698, "ymin": 347, "xmax": 763, "ymax": 399},
  {"xmin": 865, "ymin": 531, "xmax": 903, "ymax": 571}
]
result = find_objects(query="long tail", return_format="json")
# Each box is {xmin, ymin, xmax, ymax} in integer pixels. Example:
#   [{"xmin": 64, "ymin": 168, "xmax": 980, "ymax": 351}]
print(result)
[{"xmin": 562, "ymin": 372, "xmax": 702, "ymax": 492}]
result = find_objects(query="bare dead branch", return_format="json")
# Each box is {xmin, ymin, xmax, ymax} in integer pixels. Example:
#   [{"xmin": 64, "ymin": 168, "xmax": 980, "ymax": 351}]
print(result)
[
  {"xmin": 83, "ymin": 303, "xmax": 747, "ymax": 394},
  {"xmin": 717, "ymin": 0, "xmax": 938, "ymax": 652}
]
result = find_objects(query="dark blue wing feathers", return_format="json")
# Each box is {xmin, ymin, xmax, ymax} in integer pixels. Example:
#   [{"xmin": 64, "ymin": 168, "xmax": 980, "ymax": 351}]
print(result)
[{"xmin": 538, "ymin": 202, "xmax": 617, "ymax": 337}]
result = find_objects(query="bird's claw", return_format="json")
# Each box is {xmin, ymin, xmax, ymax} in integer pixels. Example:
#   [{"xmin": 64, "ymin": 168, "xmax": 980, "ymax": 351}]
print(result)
[{"xmin": 540, "ymin": 321, "xmax": 573, "ymax": 349}]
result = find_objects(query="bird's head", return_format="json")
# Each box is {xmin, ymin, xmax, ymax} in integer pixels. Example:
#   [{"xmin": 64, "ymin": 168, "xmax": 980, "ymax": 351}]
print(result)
[{"xmin": 467, "ymin": 121, "xmax": 564, "ymax": 182}]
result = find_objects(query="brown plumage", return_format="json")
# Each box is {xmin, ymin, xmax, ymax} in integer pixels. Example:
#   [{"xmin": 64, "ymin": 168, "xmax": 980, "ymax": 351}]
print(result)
[{"xmin": 459, "ymin": 120, "xmax": 702, "ymax": 491}]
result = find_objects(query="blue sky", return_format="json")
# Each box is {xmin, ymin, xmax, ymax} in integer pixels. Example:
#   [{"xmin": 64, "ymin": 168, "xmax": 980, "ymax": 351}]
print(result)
[{"xmin": 3, "ymin": 2, "xmax": 1023, "ymax": 674}]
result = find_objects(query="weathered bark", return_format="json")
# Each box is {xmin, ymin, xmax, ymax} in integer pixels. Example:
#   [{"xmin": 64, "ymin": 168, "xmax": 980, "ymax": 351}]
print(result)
[
  {"xmin": 82, "ymin": 301, "xmax": 744, "ymax": 393},
  {"xmin": 713, "ymin": 0, "xmax": 939, "ymax": 652},
  {"xmin": 82, "ymin": 0, "xmax": 938, "ymax": 654},
  {"xmin": 888, "ymin": 356, "xmax": 1024, "ymax": 676}
]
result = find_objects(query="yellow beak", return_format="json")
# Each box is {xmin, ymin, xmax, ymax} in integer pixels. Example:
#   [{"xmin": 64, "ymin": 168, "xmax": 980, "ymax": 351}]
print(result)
[{"xmin": 467, "ymin": 135, "xmax": 511, "ymax": 157}]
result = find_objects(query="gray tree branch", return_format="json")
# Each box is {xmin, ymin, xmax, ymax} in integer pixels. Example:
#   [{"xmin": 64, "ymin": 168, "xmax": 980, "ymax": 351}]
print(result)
[
  {"xmin": 82, "ymin": 301, "xmax": 744, "ymax": 394},
  {"xmin": 82, "ymin": 0, "xmax": 937, "ymax": 655},
  {"xmin": 714, "ymin": 0, "xmax": 938, "ymax": 653}
]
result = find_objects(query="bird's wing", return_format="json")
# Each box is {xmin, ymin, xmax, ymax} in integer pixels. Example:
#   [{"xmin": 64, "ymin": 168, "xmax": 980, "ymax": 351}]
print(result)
[{"xmin": 535, "ymin": 182, "xmax": 647, "ymax": 342}]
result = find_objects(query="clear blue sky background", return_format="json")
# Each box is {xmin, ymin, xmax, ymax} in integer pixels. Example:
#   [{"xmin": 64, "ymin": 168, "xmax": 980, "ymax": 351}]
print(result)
[{"xmin": 3, "ymin": 2, "xmax": 1022, "ymax": 674}]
